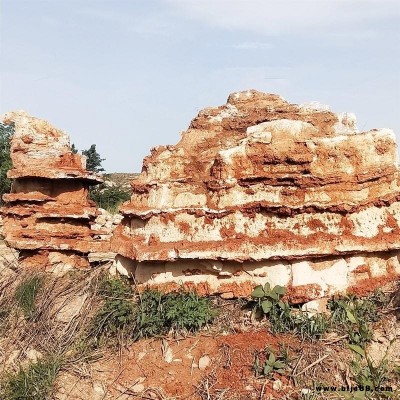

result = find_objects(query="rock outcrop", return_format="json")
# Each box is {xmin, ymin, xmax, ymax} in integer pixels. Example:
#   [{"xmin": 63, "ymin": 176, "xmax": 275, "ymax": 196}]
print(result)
[
  {"xmin": 1, "ymin": 111, "xmax": 109, "ymax": 270},
  {"xmin": 112, "ymin": 90, "xmax": 400, "ymax": 301}
]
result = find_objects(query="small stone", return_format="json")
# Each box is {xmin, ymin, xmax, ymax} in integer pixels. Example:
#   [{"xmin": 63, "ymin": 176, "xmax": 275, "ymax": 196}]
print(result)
[
  {"xmin": 161, "ymin": 340, "xmax": 173, "ymax": 363},
  {"xmin": 93, "ymin": 383, "xmax": 105, "ymax": 395},
  {"xmin": 220, "ymin": 292, "xmax": 234, "ymax": 300},
  {"xmin": 26, "ymin": 349, "xmax": 43, "ymax": 363},
  {"xmin": 272, "ymin": 379, "xmax": 283, "ymax": 392},
  {"xmin": 301, "ymin": 298, "xmax": 329, "ymax": 316},
  {"xmin": 132, "ymin": 384, "xmax": 145, "ymax": 393},
  {"xmin": 198, "ymin": 355, "xmax": 211, "ymax": 370}
]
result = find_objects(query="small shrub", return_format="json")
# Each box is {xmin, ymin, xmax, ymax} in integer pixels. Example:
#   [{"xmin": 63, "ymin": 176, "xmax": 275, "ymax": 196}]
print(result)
[
  {"xmin": 89, "ymin": 279, "xmax": 216, "ymax": 345},
  {"xmin": 164, "ymin": 291, "xmax": 216, "ymax": 332},
  {"xmin": 0, "ymin": 357, "xmax": 61, "ymax": 400},
  {"xmin": 90, "ymin": 277, "xmax": 135, "ymax": 343},
  {"xmin": 133, "ymin": 290, "xmax": 165, "ymax": 340},
  {"xmin": 90, "ymin": 183, "xmax": 131, "ymax": 213},
  {"xmin": 14, "ymin": 275, "xmax": 44, "ymax": 319},
  {"xmin": 134, "ymin": 289, "xmax": 217, "ymax": 340}
]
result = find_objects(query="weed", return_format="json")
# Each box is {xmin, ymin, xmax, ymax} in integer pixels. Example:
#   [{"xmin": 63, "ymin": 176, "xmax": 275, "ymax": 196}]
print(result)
[
  {"xmin": 251, "ymin": 282, "xmax": 286, "ymax": 314},
  {"xmin": 89, "ymin": 280, "xmax": 216, "ymax": 345},
  {"xmin": 251, "ymin": 283, "xmax": 330, "ymax": 339},
  {"xmin": 253, "ymin": 348, "xmax": 288, "ymax": 377},
  {"xmin": 133, "ymin": 289, "xmax": 165, "ymax": 340},
  {"xmin": 328, "ymin": 295, "xmax": 377, "ymax": 345},
  {"xmin": 0, "ymin": 357, "xmax": 61, "ymax": 400},
  {"xmin": 14, "ymin": 275, "xmax": 44, "ymax": 319},
  {"xmin": 349, "ymin": 346, "xmax": 392, "ymax": 399},
  {"xmin": 296, "ymin": 312, "xmax": 331, "ymax": 340},
  {"xmin": 164, "ymin": 291, "xmax": 217, "ymax": 332},
  {"xmin": 134, "ymin": 289, "xmax": 216, "ymax": 340},
  {"xmin": 89, "ymin": 276, "xmax": 135, "ymax": 344}
]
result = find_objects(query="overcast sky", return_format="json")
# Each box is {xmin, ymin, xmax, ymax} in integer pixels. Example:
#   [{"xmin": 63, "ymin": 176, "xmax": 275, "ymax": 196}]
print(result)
[{"xmin": 1, "ymin": 0, "xmax": 399, "ymax": 172}]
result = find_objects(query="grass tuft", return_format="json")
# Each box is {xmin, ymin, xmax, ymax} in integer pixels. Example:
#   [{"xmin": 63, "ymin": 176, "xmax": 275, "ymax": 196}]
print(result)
[
  {"xmin": 0, "ymin": 357, "xmax": 61, "ymax": 400},
  {"xmin": 14, "ymin": 275, "xmax": 44, "ymax": 319}
]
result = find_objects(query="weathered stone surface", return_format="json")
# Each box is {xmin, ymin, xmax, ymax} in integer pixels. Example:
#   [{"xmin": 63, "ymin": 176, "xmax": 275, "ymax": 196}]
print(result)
[
  {"xmin": 1, "ymin": 111, "xmax": 109, "ymax": 269},
  {"xmin": 111, "ymin": 90, "xmax": 400, "ymax": 301}
]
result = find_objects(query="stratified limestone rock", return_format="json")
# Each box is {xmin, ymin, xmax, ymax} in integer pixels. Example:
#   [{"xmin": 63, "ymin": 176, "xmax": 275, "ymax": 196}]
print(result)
[
  {"xmin": 112, "ymin": 90, "xmax": 400, "ymax": 301},
  {"xmin": 1, "ymin": 111, "xmax": 109, "ymax": 270}
]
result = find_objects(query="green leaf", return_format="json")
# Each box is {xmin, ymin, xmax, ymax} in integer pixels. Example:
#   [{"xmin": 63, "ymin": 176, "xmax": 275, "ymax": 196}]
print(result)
[
  {"xmin": 276, "ymin": 369, "xmax": 285, "ymax": 374},
  {"xmin": 278, "ymin": 301, "xmax": 286, "ymax": 309},
  {"xmin": 349, "ymin": 344, "xmax": 366, "ymax": 358},
  {"xmin": 261, "ymin": 300, "xmax": 272, "ymax": 314},
  {"xmin": 274, "ymin": 285, "xmax": 286, "ymax": 295},
  {"xmin": 268, "ymin": 291, "xmax": 279, "ymax": 301},
  {"xmin": 268, "ymin": 352, "xmax": 276, "ymax": 364},
  {"xmin": 273, "ymin": 361, "xmax": 286, "ymax": 369},
  {"xmin": 263, "ymin": 364, "xmax": 272, "ymax": 375},
  {"xmin": 346, "ymin": 309, "xmax": 357, "ymax": 324},
  {"xmin": 264, "ymin": 282, "xmax": 271, "ymax": 294},
  {"xmin": 252, "ymin": 285, "xmax": 265, "ymax": 298}
]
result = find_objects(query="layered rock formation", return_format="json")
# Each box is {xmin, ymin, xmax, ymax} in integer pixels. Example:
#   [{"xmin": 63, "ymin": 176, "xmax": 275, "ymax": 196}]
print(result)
[
  {"xmin": 1, "ymin": 111, "xmax": 109, "ymax": 270},
  {"xmin": 0, "ymin": 215, "xmax": 18, "ymax": 270},
  {"xmin": 112, "ymin": 90, "xmax": 400, "ymax": 301}
]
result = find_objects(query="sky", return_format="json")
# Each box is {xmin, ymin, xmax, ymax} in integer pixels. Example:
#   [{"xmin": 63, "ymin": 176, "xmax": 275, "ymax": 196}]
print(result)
[{"xmin": 1, "ymin": 0, "xmax": 399, "ymax": 172}]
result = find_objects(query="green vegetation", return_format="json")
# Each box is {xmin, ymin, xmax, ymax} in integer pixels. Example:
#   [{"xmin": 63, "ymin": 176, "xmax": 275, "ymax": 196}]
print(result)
[
  {"xmin": 0, "ymin": 357, "xmax": 61, "ymax": 400},
  {"xmin": 90, "ymin": 277, "xmax": 217, "ymax": 345},
  {"xmin": 328, "ymin": 294, "xmax": 381, "ymax": 345},
  {"xmin": 253, "ymin": 347, "xmax": 288, "ymax": 377},
  {"xmin": 89, "ymin": 182, "xmax": 131, "ymax": 213},
  {"xmin": 250, "ymin": 283, "xmax": 396, "ymax": 398},
  {"xmin": 349, "ymin": 345, "xmax": 392, "ymax": 399},
  {"xmin": 90, "ymin": 276, "xmax": 135, "ymax": 343},
  {"xmin": 134, "ymin": 290, "xmax": 217, "ymax": 340},
  {"xmin": 251, "ymin": 283, "xmax": 330, "ymax": 339},
  {"xmin": 14, "ymin": 275, "xmax": 44, "ymax": 319},
  {"xmin": 82, "ymin": 144, "xmax": 105, "ymax": 173},
  {"xmin": 251, "ymin": 282, "xmax": 286, "ymax": 314},
  {"xmin": 251, "ymin": 284, "xmax": 387, "ymax": 343},
  {"xmin": 0, "ymin": 123, "xmax": 13, "ymax": 204}
]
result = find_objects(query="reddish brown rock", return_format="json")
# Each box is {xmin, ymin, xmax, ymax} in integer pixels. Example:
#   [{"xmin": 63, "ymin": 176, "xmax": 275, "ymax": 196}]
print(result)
[
  {"xmin": 1, "ymin": 111, "xmax": 109, "ymax": 270},
  {"xmin": 111, "ymin": 90, "xmax": 400, "ymax": 301}
]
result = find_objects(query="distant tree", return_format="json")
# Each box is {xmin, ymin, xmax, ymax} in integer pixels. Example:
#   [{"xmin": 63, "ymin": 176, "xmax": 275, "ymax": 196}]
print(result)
[
  {"xmin": 71, "ymin": 143, "xmax": 78, "ymax": 154},
  {"xmin": 0, "ymin": 123, "xmax": 13, "ymax": 204},
  {"xmin": 82, "ymin": 144, "xmax": 105, "ymax": 173}
]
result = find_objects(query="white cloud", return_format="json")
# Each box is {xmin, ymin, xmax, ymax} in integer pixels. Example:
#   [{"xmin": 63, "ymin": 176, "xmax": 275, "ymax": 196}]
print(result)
[{"xmin": 165, "ymin": 0, "xmax": 400, "ymax": 36}]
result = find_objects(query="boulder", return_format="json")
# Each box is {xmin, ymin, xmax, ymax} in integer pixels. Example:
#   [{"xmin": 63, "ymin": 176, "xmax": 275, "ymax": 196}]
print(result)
[{"xmin": 111, "ymin": 90, "xmax": 400, "ymax": 301}]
